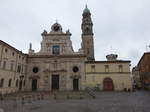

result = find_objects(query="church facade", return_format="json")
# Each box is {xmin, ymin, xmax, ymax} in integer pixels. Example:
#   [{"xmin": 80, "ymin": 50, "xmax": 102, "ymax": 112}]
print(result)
[
  {"xmin": 0, "ymin": 6, "xmax": 132, "ymax": 94},
  {"xmin": 25, "ymin": 5, "xmax": 94, "ymax": 91}
]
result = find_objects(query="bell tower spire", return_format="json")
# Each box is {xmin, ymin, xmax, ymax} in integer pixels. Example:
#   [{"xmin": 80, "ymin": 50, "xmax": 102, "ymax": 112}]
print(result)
[{"xmin": 81, "ymin": 5, "xmax": 95, "ymax": 60}]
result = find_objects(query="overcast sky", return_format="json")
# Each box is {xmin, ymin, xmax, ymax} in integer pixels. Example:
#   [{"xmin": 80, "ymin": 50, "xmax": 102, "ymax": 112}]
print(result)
[{"xmin": 0, "ymin": 0, "xmax": 150, "ymax": 67}]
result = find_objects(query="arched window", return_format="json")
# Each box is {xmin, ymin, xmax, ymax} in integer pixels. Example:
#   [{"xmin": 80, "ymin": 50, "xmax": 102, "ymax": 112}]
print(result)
[
  {"xmin": 0, "ymin": 78, "xmax": 4, "ymax": 88},
  {"xmin": 16, "ymin": 79, "xmax": 19, "ymax": 87},
  {"xmin": 119, "ymin": 65, "xmax": 123, "ymax": 72},
  {"xmin": 105, "ymin": 65, "xmax": 109, "ymax": 72},
  {"xmin": 8, "ymin": 79, "xmax": 12, "ymax": 87},
  {"xmin": 52, "ymin": 45, "xmax": 60, "ymax": 55},
  {"xmin": 3, "ymin": 61, "xmax": 6, "ymax": 69},
  {"xmin": 17, "ymin": 65, "xmax": 21, "ymax": 73}
]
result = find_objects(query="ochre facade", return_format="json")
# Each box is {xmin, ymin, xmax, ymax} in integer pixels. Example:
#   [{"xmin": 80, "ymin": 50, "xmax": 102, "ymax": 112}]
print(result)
[
  {"xmin": 0, "ymin": 41, "xmax": 27, "ymax": 94},
  {"xmin": 85, "ymin": 60, "xmax": 132, "ymax": 91}
]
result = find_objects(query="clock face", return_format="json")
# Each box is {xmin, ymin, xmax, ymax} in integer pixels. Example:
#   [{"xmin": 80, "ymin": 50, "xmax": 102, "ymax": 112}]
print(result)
[{"xmin": 54, "ymin": 25, "xmax": 60, "ymax": 32}]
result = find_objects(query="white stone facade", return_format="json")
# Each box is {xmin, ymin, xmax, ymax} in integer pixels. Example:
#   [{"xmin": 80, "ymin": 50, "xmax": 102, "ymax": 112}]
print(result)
[{"xmin": 26, "ymin": 22, "xmax": 86, "ymax": 91}]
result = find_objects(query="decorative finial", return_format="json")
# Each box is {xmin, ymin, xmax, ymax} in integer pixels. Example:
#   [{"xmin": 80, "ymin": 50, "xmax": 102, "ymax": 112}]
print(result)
[
  {"xmin": 83, "ymin": 4, "xmax": 90, "ymax": 14},
  {"xmin": 29, "ymin": 43, "xmax": 32, "ymax": 50},
  {"xmin": 85, "ymin": 4, "xmax": 88, "ymax": 8}
]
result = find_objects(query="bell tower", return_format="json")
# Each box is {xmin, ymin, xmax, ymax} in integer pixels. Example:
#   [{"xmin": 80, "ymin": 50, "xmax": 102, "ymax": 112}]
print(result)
[{"xmin": 81, "ymin": 5, "xmax": 95, "ymax": 60}]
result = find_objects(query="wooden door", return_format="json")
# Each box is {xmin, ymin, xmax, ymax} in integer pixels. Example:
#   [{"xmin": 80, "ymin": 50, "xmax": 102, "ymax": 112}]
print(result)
[
  {"xmin": 73, "ymin": 79, "xmax": 79, "ymax": 91},
  {"xmin": 52, "ymin": 75, "xmax": 59, "ymax": 90},
  {"xmin": 32, "ymin": 79, "xmax": 37, "ymax": 91},
  {"xmin": 103, "ymin": 78, "xmax": 114, "ymax": 91}
]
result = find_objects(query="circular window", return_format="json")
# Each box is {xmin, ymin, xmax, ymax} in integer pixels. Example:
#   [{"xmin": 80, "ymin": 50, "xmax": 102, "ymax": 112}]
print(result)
[
  {"xmin": 72, "ymin": 66, "xmax": 79, "ymax": 73},
  {"xmin": 32, "ymin": 67, "xmax": 39, "ymax": 73}
]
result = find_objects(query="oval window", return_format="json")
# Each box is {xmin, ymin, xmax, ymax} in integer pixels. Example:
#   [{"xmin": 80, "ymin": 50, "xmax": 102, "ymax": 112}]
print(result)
[
  {"xmin": 32, "ymin": 67, "xmax": 39, "ymax": 73},
  {"xmin": 73, "ymin": 66, "xmax": 79, "ymax": 73}
]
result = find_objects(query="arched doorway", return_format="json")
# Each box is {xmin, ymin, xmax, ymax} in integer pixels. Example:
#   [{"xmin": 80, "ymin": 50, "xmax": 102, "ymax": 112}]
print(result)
[
  {"xmin": 103, "ymin": 77, "xmax": 114, "ymax": 91},
  {"xmin": 32, "ymin": 79, "xmax": 37, "ymax": 91}
]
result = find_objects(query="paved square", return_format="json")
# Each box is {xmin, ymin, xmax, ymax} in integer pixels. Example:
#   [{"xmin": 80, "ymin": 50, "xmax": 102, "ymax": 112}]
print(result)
[{"xmin": 0, "ymin": 91, "xmax": 150, "ymax": 112}]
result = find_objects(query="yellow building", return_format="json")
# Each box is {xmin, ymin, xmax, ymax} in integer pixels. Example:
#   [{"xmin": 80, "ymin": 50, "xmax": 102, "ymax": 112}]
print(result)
[
  {"xmin": 85, "ymin": 54, "xmax": 132, "ymax": 91},
  {"xmin": 0, "ymin": 40, "xmax": 27, "ymax": 94}
]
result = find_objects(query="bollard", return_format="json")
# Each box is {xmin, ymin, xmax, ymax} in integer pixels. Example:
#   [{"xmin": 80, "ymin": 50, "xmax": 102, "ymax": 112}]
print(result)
[
  {"xmin": 32, "ymin": 95, "xmax": 35, "ymax": 101},
  {"xmin": 41, "ymin": 94, "xmax": 44, "ymax": 100},
  {"xmin": 79, "ymin": 93, "xmax": 83, "ymax": 99},
  {"xmin": 67, "ymin": 93, "xmax": 70, "ymax": 99},
  {"xmin": 0, "ymin": 94, "xmax": 4, "ymax": 101},
  {"xmin": 0, "ymin": 93, "xmax": 2, "ymax": 100},
  {"xmin": 37, "ymin": 94, "xmax": 40, "ymax": 100},
  {"xmin": 28, "ymin": 95, "xmax": 32, "ymax": 103},
  {"xmin": 21, "ymin": 97, "xmax": 25, "ymax": 106},
  {"xmin": 0, "ymin": 94, "xmax": 3, "ymax": 101},
  {"xmin": 54, "ymin": 93, "xmax": 57, "ymax": 100}
]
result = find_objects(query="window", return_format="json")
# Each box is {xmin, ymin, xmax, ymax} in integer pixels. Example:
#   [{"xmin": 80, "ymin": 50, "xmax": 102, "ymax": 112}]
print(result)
[
  {"xmin": 52, "ymin": 45, "xmax": 60, "ymax": 55},
  {"xmin": 23, "ymin": 80, "xmax": 26, "ymax": 86},
  {"xmin": 21, "ymin": 64, "xmax": 24, "ymax": 73},
  {"xmin": 3, "ymin": 61, "xmax": 6, "ymax": 69},
  {"xmin": 16, "ymin": 79, "xmax": 18, "ymax": 87},
  {"xmin": 92, "ymin": 76, "xmax": 95, "ymax": 81},
  {"xmin": 12, "ymin": 52, "xmax": 15, "ymax": 56},
  {"xmin": 0, "ymin": 78, "xmax": 4, "ymax": 88},
  {"xmin": 17, "ymin": 65, "xmax": 21, "ymax": 73},
  {"xmin": 105, "ymin": 65, "xmax": 109, "ymax": 73},
  {"xmin": 119, "ymin": 65, "xmax": 123, "ymax": 72},
  {"xmin": 72, "ymin": 66, "xmax": 79, "ymax": 73},
  {"xmin": 10, "ymin": 63, "xmax": 14, "ymax": 71},
  {"xmin": 5, "ymin": 48, "xmax": 8, "ymax": 53},
  {"xmin": 8, "ymin": 79, "xmax": 12, "ymax": 87},
  {"xmin": 33, "ymin": 67, "xmax": 39, "ymax": 73},
  {"xmin": 91, "ymin": 65, "xmax": 95, "ymax": 72}
]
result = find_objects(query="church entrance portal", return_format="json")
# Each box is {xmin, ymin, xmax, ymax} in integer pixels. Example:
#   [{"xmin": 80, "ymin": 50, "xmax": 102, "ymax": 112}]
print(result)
[
  {"xmin": 73, "ymin": 79, "xmax": 79, "ymax": 91},
  {"xmin": 32, "ymin": 79, "xmax": 37, "ymax": 91},
  {"xmin": 52, "ymin": 75, "xmax": 59, "ymax": 90}
]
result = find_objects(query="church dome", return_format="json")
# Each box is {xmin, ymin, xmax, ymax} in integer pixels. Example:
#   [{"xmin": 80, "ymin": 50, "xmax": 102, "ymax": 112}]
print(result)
[
  {"xmin": 51, "ymin": 22, "xmax": 62, "ymax": 32},
  {"xmin": 83, "ymin": 5, "xmax": 91, "ymax": 14},
  {"xmin": 106, "ymin": 54, "xmax": 118, "ymax": 61}
]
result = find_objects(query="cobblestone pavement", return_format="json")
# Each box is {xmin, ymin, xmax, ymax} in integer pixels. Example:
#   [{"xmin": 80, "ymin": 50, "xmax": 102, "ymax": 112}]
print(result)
[{"xmin": 0, "ymin": 91, "xmax": 150, "ymax": 112}]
